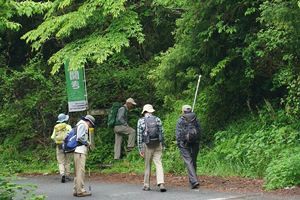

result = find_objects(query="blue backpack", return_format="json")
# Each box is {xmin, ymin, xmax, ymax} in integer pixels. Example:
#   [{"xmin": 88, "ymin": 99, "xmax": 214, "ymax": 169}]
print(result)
[{"xmin": 63, "ymin": 127, "xmax": 78, "ymax": 153}]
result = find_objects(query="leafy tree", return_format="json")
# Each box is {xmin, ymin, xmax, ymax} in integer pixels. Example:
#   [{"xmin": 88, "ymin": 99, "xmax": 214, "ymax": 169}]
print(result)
[{"xmin": 0, "ymin": 0, "xmax": 49, "ymax": 32}]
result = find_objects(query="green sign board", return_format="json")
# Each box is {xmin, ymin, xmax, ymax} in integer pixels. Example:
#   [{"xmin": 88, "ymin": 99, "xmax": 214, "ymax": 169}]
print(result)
[{"xmin": 64, "ymin": 60, "xmax": 88, "ymax": 112}]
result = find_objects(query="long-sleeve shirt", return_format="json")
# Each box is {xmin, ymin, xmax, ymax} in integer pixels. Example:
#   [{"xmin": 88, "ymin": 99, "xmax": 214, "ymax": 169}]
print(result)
[
  {"xmin": 137, "ymin": 113, "xmax": 164, "ymax": 153},
  {"xmin": 74, "ymin": 120, "xmax": 89, "ymax": 154},
  {"xmin": 115, "ymin": 105, "xmax": 128, "ymax": 126}
]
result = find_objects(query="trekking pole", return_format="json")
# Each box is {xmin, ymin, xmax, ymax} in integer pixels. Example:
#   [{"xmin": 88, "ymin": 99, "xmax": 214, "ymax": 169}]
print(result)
[
  {"xmin": 88, "ymin": 168, "xmax": 92, "ymax": 192},
  {"xmin": 192, "ymin": 75, "xmax": 202, "ymax": 112}
]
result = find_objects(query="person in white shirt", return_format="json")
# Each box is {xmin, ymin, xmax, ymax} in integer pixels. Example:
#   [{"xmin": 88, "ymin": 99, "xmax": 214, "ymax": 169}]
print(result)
[{"xmin": 73, "ymin": 115, "xmax": 95, "ymax": 197}]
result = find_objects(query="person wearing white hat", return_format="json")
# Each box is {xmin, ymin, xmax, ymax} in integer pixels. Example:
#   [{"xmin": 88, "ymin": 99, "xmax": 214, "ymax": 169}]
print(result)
[
  {"xmin": 73, "ymin": 114, "xmax": 95, "ymax": 197},
  {"xmin": 137, "ymin": 104, "xmax": 166, "ymax": 192},
  {"xmin": 113, "ymin": 98, "xmax": 137, "ymax": 160},
  {"xmin": 176, "ymin": 105, "xmax": 201, "ymax": 189},
  {"xmin": 51, "ymin": 113, "xmax": 72, "ymax": 183}
]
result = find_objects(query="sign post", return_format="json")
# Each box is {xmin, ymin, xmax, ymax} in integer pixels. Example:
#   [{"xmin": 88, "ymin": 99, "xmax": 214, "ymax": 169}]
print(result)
[{"xmin": 64, "ymin": 60, "xmax": 88, "ymax": 112}]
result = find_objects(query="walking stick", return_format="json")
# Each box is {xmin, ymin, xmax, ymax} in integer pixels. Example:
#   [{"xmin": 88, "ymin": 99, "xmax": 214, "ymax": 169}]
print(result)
[
  {"xmin": 88, "ymin": 168, "xmax": 92, "ymax": 192},
  {"xmin": 192, "ymin": 75, "xmax": 202, "ymax": 112}
]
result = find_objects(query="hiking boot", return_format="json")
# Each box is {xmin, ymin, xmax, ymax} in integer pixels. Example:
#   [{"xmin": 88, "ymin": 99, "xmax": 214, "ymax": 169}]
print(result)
[
  {"xmin": 65, "ymin": 176, "xmax": 73, "ymax": 182},
  {"xmin": 126, "ymin": 147, "xmax": 134, "ymax": 152},
  {"xmin": 191, "ymin": 182, "xmax": 199, "ymax": 189},
  {"xmin": 159, "ymin": 184, "xmax": 167, "ymax": 192},
  {"xmin": 76, "ymin": 191, "xmax": 92, "ymax": 197},
  {"xmin": 61, "ymin": 175, "xmax": 66, "ymax": 183},
  {"xmin": 142, "ymin": 185, "xmax": 150, "ymax": 191}
]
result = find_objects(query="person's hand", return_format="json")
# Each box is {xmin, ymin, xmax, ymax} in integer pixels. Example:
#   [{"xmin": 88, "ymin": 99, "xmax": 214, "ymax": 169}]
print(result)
[
  {"xmin": 86, "ymin": 141, "xmax": 91, "ymax": 147},
  {"xmin": 140, "ymin": 151, "xmax": 144, "ymax": 158}
]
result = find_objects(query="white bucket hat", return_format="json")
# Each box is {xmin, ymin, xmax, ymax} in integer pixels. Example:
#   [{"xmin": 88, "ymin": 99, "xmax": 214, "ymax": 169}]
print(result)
[
  {"xmin": 182, "ymin": 105, "xmax": 192, "ymax": 113},
  {"xmin": 126, "ymin": 98, "xmax": 137, "ymax": 105},
  {"xmin": 57, "ymin": 113, "xmax": 69, "ymax": 123},
  {"xmin": 142, "ymin": 104, "xmax": 155, "ymax": 114}
]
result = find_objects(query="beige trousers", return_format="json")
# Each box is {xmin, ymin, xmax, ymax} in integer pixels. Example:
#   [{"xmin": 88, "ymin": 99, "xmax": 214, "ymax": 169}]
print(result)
[
  {"xmin": 114, "ymin": 125, "xmax": 136, "ymax": 159},
  {"xmin": 74, "ymin": 153, "xmax": 86, "ymax": 194},
  {"xmin": 56, "ymin": 145, "xmax": 71, "ymax": 176},
  {"xmin": 143, "ymin": 142, "xmax": 165, "ymax": 187}
]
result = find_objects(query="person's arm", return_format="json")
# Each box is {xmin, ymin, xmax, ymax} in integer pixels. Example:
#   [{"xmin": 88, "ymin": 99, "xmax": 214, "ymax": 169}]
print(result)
[
  {"xmin": 116, "ymin": 107, "xmax": 127, "ymax": 126},
  {"xmin": 76, "ymin": 124, "xmax": 89, "ymax": 146},
  {"xmin": 137, "ymin": 118, "xmax": 144, "ymax": 157},
  {"xmin": 50, "ymin": 128, "xmax": 56, "ymax": 141},
  {"xmin": 156, "ymin": 117, "xmax": 165, "ymax": 147},
  {"xmin": 195, "ymin": 118, "xmax": 202, "ymax": 142},
  {"xmin": 175, "ymin": 118, "xmax": 183, "ymax": 142}
]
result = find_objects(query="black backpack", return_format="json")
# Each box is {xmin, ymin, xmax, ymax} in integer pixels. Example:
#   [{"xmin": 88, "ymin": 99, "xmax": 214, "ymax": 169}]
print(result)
[
  {"xmin": 182, "ymin": 113, "xmax": 199, "ymax": 143},
  {"xmin": 142, "ymin": 115, "xmax": 160, "ymax": 144}
]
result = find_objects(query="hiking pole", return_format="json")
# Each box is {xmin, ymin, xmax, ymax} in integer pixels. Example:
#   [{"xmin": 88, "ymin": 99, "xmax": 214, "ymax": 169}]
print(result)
[
  {"xmin": 88, "ymin": 168, "xmax": 92, "ymax": 192},
  {"xmin": 192, "ymin": 75, "xmax": 202, "ymax": 112}
]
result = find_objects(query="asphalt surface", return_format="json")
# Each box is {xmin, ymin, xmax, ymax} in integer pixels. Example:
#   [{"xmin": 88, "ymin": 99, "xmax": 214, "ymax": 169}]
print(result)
[{"xmin": 17, "ymin": 175, "xmax": 300, "ymax": 200}]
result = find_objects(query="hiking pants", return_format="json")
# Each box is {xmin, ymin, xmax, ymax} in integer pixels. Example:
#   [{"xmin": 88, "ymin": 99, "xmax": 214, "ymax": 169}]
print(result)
[
  {"xmin": 144, "ymin": 142, "xmax": 165, "ymax": 187},
  {"xmin": 114, "ymin": 125, "xmax": 136, "ymax": 159},
  {"xmin": 56, "ymin": 145, "xmax": 71, "ymax": 176},
  {"xmin": 178, "ymin": 142, "xmax": 199, "ymax": 186},
  {"xmin": 74, "ymin": 153, "xmax": 87, "ymax": 194}
]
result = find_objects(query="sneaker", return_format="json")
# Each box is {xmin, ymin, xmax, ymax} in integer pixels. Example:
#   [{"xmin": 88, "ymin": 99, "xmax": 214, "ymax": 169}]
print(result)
[
  {"xmin": 191, "ymin": 182, "xmax": 199, "ymax": 189},
  {"xmin": 142, "ymin": 185, "xmax": 150, "ymax": 191},
  {"xmin": 61, "ymin": 175, "xmax": 66, "ymax": 183},
  {"xmin": 159, "ymin": 184, "xmax": 167, "ymax": 192},
  {"xmin": 76, "ymin": 191, "xmax": 92, "ymax": 197}
]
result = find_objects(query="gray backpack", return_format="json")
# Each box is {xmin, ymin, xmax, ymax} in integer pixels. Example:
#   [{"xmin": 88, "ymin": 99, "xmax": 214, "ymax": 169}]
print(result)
[{"xmin": 142, "ymin": 115, "xmax": 160, "ymax": 144}]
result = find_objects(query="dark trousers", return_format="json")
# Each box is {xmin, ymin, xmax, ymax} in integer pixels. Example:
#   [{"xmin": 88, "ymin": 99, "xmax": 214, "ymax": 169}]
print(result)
[{"xmin": 178, "ymin": 141, "xmax": 199, "ymax": 186}]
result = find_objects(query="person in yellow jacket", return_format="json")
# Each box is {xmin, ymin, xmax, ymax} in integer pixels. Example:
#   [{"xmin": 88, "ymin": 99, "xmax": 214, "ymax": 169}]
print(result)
[{"xmin": 51, "ymin": 113, "xmax": 72, "ymax": 183}]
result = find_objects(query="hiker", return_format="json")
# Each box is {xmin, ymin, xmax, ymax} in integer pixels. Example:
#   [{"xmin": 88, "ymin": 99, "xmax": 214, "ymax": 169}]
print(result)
[
  {"xmin": 176, "ymin": 105, "xmax": 201, "ymax": 189},
  {"xmin": 113, "ymin": 98, "xmax": 137, "ymax": 160},
  {"xmin": 137, "ymin": 104, "xmax": 166, "ymax": 192},
  {"xmin": 73, "ymin": 115, "xmax": 95, "ymax": 197},
  {"xmin": 51, "ymin": 113, "xmax": 72, "ymax": 183}
]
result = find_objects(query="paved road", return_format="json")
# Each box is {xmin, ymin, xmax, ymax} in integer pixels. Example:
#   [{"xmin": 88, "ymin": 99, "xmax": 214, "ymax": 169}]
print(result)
[{"xmin": 17, "ymin": 175, "xmax": 299, "ymax": 200}]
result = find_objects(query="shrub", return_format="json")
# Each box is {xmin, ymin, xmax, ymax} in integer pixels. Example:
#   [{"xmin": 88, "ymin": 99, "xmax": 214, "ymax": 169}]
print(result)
[
  {"xmin": 0, "ymin": 176, "xmax": 45, "ymax": 200},
  {"xmin": 264, "ymin": 147, "xmax": 300, "ymax": 190}
]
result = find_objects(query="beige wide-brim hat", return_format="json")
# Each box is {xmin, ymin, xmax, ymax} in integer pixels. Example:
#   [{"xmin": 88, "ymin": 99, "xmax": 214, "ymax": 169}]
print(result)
[
  {"xmin": 182, "ymin": 105, "xmax": 192, "ymax": 112},
  {"xmin": 142, "ymin": 104, "xmax": 155, "ymax": 114},
  {"xmin": 126, "ymin": 97, "xmax": 137, "ymax": 105},
  {"xmin": 82, "ymin": 115, "xmax": 95, "ymax": 127}
]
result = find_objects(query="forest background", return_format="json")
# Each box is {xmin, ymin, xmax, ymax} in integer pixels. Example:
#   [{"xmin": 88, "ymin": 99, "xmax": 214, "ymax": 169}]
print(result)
[{"xmin": 0, "ymin": 0, "xmax": 299, "ymax": 195}]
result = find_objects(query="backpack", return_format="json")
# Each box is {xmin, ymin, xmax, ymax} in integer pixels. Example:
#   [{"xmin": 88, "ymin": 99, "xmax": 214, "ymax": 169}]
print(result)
[
  {"xmin": 182, "ymin": 113, "xmax": 199, "ymax": 143},
  {"xmin": 142, "ymin": 116, "xmax": 160, "ymax": 145},
  {"xmin": 53, "ymin": 123, "xmax": 69, "ymax": 144},
  {"xmin": 107, "ymin": 102, "xmax": 122, "ymax": 128},
  {"xmin": 62, "ymin": 127, "xmax": 78, "ymax": 153}
]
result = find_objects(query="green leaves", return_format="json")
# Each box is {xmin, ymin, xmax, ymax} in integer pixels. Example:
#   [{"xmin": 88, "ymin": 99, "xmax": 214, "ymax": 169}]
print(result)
[
  {"xmin": 22, "ymin": 0, "xmax": 144, "ymax": 73},
  {"xmin": 0, "ymin": 0, "xmax": 50, "ymax": 32}
]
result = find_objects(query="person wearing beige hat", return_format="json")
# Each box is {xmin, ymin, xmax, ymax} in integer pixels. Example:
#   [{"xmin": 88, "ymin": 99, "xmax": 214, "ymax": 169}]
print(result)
[
  {"xmin": 113, "ymin": 98, "xmax": 137, "ymax": 160},
  {"xmin": 51, "ymin": 113, "xmax": 72, "ymax": 183},
  {"xmin": 176, "ymin": 105, "xmax": 201, "ymax": 189},
  {"xmin": 137, "ymin": 104, "xmax": 166, "ymax": 192},
  {"xmin": 73, "ymin": 114, "xmax": 95, "ymax": 197}
]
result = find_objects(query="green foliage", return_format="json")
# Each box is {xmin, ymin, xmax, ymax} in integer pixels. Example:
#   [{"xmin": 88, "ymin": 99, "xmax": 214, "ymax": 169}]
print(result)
[
  {"xmin": 264, "ymin": 147, "xmax": 300, "ymax": 190},
  {"xmin": 0, "ymin": 56, "xmax": 65, "ymax": 147},
  {"xmin": 22, "ymin": 0, "xmax": 145, "ymax": 73},
  {"xmin": 0, "ymin": 176, "xmax": 45, "ymax": 200},
  {"xmin": 1, "ymin": 0, "xmax": 300, "ymax": 192},
  {"xmin": 198, "ymin": 104, "xmax": 300, "ymax": 189},
  {"xmin": 0, "ymin": 0, "xmax": 49, "ymax": 32}
]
